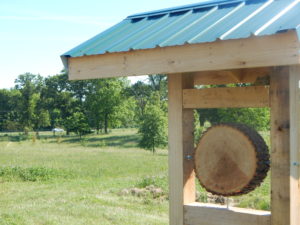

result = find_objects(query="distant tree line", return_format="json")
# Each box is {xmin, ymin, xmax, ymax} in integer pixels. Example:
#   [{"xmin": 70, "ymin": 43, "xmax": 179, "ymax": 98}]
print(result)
[{"xmin": 0, "ymin": 72, "xmax": 270, "ymax": 151}]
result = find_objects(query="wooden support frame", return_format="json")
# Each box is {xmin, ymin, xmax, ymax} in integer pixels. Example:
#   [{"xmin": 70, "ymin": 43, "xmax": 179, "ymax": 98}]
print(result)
[
  {"xmin": 193, "ymin": 67, "xmax": 271, "ymax": 85},
  {"xmin": 168, "ymin": 66, "xmax": 300, "ymax": 225},
  {"xmin": 270, "ymin": 66, "xmax": 300, "ymax": 225},
  {"xmin": 168, "ymin": 73, "xmax": 195, "ymax": 225},
  {"xmin": 183, "ymin": 86, "xmax": 270, "ymax": 109},
  {"xmin": 184, "ymin": 203, "xmax": 271, "ymax": 225},
  {"xmin": 68, "ymin": 31, "xmax": 300, "ymax": 80}
]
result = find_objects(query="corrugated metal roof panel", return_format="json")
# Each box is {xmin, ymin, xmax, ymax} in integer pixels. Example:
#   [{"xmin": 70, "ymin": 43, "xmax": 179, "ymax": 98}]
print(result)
[
  {"xmin": 222, "ymin": 0, "xmax": 296, "ymax": 40},
  {"xmin": 62, "ymin": 0, "xmax": 300, "ymax": 58}
]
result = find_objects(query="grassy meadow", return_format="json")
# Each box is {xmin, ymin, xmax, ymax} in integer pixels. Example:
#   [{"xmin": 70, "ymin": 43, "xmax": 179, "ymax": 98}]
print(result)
[{"xmin": 0, "ymin": 129, "xmax": 270, "ymax": 225}]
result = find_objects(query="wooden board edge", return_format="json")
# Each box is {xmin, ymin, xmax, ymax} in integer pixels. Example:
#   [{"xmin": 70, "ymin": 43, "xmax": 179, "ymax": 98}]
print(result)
[
  {"xmin": 183, "ymin": 86, "xmax": 270, "ymax": 109},
  {"xmin": 67, "ymin": 31, "xmax": 300, "ymax": 80},
  {"xmin": 193, "ymin": 67, "xmax": 271, "ymax": 85},
  {"xmin": 184, "ymin": 203, "xmax": 271, "ymax": 225}
]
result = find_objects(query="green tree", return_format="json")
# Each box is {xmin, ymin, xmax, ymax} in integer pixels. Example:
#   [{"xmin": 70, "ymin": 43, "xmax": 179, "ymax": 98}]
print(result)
[
  {"xmin": 0, "ymin": 89, "xmax": 22, "ymax": 131},
  {"xmin": 111, "ymin": 97, "xmax": 136, "ymax": 128},
  {"xmin": 125, "ymin": 81, "xmax": 152, "ymax": 121},
  {"xmin": 32, "ymin": 105, "xmax": 51, "ymax": 136},
  {"xmin": 218, "ymin": 108, "xmax": 270, "ymax": 131},
  {"xmin": 14, "ymin": 73, "xmax": 44, "ymax": 133},
  {"xmin": 43, "ymin": 72, "xmax": 78, "ymax": 130},
  {"xmin": 138, "ymin": 93, "xmax": 167, "ymax": 153},
  {"xmin": 65, "ymin": 112, "xmax": 90, "ymax": 138},
  {"xmin": 148, "ymin": 75, "xmax": 167, "ymax": 100},
  {"xmin": 86, "ymin": 78, "xmax": 127, "ymax": 133}
]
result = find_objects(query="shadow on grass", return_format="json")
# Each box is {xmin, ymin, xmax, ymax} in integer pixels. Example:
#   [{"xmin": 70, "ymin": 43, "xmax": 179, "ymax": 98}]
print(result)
[
  {"xmin": 62, "ymin": 134, "xmax": 141, "ymax": 148},
  {"xmin": 0, "ymin": 131, "xmax": 141, "ymax": 149},
  {"xmin": 0, "ymin": 133, "xmax": 72, "ymax": 143}
]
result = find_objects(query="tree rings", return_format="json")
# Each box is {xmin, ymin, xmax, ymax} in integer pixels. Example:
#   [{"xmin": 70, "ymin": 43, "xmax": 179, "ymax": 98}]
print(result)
[{"xmin": 194, "ymin": 123, "xmax": 270, "ymax": 196}]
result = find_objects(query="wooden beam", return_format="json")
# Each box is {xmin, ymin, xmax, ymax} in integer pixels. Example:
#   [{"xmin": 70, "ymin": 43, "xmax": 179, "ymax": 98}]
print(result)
[
  {"xmin": 168, "ymin": 73, "xmax": 195, "ymax": 225},
  {"xmin": 182, "ymin": 74, "xmax": 195, "ymax": 205},
  {"xmin": 289, "ymin": 65, "xmax": 300, "ymax": 225},
  {"xmin": 184, "ymin": 203, "xmax": 271, "ymax": 225},
  {"xmin": 68, "ymin": 31, "xmax": 300, "ymax": 80},
  {"xmin": 269, "ymin": 66, "xmax": 300, "ymax": 225},
  {"xmin": 193, "ymin": 67, "xmax": 271, "ymax": 85},
  {"xmin": 183, "ymin": 86, "xmax": 270, "ymax": 109},
  {"xmin": 168, "ymin": 73, "xmax": 184, "ymax": 225}
]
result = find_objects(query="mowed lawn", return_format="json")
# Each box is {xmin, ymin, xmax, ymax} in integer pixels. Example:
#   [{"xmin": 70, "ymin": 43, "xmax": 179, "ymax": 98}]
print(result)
[
  {"xmin": 0, "ymin": 129, "xmax": 168, "ymax": 225},
  {"xmin": 0, "ymin": 129, "xmax": 271, "ymax": 225}
]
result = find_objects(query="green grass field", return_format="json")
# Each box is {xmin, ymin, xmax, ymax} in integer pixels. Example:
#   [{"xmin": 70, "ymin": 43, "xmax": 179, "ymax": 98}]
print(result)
[{"xmin": 0, "ymin": 129, "xmax": 270, "ymax": 225}]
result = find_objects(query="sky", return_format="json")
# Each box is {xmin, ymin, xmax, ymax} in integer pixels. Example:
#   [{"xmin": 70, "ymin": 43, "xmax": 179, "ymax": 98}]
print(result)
[{"xmin": 0, "ymin": 0, "xmax": 207, "ymax": 89}]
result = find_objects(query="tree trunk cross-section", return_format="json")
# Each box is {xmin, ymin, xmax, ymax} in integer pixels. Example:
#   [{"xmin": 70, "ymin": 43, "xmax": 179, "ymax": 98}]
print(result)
[{"xmin": 195, "ymin": 123, "xmax": 270, "ymax": 196}]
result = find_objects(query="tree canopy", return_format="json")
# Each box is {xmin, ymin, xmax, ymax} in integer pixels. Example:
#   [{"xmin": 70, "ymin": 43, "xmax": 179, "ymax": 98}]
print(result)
[{"xmin": 0, "ymin": 72, "xmax": 270, "ymax": 146}]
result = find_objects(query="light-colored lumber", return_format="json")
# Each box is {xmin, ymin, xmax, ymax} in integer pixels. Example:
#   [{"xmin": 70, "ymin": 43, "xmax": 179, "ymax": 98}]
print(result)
[
  {"xmin": 168, "ymin": 73, "xmax": 195, "ymax": 225},
  {"xmin": 182, "ymin": 74, "xmax": 196, "ymax": 205},
  {"xmin": 270, "ymin": 67, "xmax": 291, "ymax": 225},
  {"xmin": 168, "ymin": 73, "xmax": 183, "ymax": 225},
  {"xmin": 183, "ymin": 86, "xmax": 269, "ymax": 109},
  {"xmin": 289, "ymin": 65, "xmax": 300, "ymax": 225},
  {"xmin": 67, "ymin": 31, "xmax": 299, "ymax": 80},
  {"xmin": 193, "ymin": 67, "xmax": 271, "ymax": 85},
  {"xmin": 184, "ymin": 203, "xmax": 271, "ymax": 225}
]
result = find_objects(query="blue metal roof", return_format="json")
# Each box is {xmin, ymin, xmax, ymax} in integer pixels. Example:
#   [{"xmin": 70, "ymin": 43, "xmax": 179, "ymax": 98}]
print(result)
[{"xmin": 62, "ymin": 0, "xmax": 300, "ymax": 58}]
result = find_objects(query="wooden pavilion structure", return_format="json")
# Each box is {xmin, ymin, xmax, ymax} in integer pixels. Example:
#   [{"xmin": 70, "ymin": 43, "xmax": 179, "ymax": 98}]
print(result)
[{"xmin": 62, "ymin": 0, "xmax": 300, "ymax": 224}]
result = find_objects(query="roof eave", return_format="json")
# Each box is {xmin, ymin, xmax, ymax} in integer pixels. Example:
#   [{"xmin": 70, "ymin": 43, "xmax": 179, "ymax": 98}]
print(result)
[{"xmin": 65, "ymin": 31, "xmax": 300, "ymax": 80}]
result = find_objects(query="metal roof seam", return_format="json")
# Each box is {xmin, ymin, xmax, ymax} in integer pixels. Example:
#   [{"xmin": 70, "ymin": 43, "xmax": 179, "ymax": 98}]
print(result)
[
  {"xmin": 255, "ymin": 0, "xmax": 300, "ymax": 35},
  {"xmin": 159, "ymin": 6, "xmax": 218, "ymax": 47},
  {"xmin": 220, "ymin": 0, "xmax": 274, "ymax": 40},
  {"xmin": 188, "ymin": 2, "xmax": 245, "ymax": 43},
  {"xmin": 108, "ymin": 14, "xmax": 171, "ymax": 52},
  {"xmin": 132, "ymin": 10, "xmax": 194, "ymax": 49},
  {"xmin": 98, "ymin": 17, "xmax": 154, "ymax": 52}
]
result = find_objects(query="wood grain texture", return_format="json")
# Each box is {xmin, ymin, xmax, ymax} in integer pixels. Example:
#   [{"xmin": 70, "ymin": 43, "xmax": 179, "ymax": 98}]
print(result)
[
  {"xmin": 168, "ymin": 73, "xmax": 184, "ymax": 225},
  {"xmin": 183, "ymin": 86, "xmax": 270, "ymax": 109},
  {"xmin": 289, "ymin": 65, "xmax": 300, "ymax": 225},
  {"xmin": 182, "ymin": 74, "xmax": 196, "ymax": 205},
  {"xmin": 193, "ymin": 67, "xmax": 271, "ymax": 85},
  {"xmin": 184, "ymin": 203, "xmax": 271, "ymax": 225},
  {"xmin": 195, "ymin": 124, "xmax": 269, "ymax": 196},
  {"xmin": 270, "ymin": 67, "xmax": 291, "ymax": 225},
  {"xmin": 68, "ymin": 31, "xmax": 299, "ymax": 80},
  {"xmin": 168, "ymin": 73, "xmax": 195, "ymax": 225}
]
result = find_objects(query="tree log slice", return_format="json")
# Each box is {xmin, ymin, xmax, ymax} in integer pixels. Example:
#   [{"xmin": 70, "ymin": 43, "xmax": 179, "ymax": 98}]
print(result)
[{"xmin": 195, "ymin": 123, "xmax": 270, "ymax": 196}]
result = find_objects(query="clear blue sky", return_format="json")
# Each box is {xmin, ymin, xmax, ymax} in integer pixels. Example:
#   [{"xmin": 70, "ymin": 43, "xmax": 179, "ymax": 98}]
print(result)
[{"xmin": 0, "ymin": 0, "xmax": 206, "ymax": 89}]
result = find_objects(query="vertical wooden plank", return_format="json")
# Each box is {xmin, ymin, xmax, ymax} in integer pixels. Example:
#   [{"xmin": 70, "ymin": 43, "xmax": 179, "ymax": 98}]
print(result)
[
  {"xmin": 270, "ymin": 67, "xmax": 290, "ymax": 225},
  {"xmin": 270, "ymin": 66, "xmax": 300, "ymax": 225},
  {"xmin": 168, "ymin": 73, "xmax": 184, "ymax": 225},
  {"xmin": 168, "ymin": 73, "xmax": 195, "ymax": 225},
  {"xmin": 182, "ymin": 74, "xmax": 195, "ymax": 204},
  {"xmin": 289, "ymin": 65, "xmax": 300, "ymax": 225}
]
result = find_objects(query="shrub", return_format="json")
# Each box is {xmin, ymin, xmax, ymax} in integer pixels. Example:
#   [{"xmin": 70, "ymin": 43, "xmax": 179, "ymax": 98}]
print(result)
[{"xmin": 0, "ymin": 166, "xmax": 73, "ymax": 182}]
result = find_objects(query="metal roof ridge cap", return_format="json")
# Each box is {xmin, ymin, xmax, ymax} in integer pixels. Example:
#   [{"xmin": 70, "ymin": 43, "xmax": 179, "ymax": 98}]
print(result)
[{"xmin": 126, "ymin": 0, "xmax": 244, "ymax": 19}]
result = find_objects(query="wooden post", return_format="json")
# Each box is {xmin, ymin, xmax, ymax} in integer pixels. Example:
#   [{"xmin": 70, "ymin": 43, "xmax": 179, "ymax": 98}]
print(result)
[
  {"xmin": 270, "ymin": 66, "xmax": 300, "ymax": 225},
  {"xmin": 168, "ymin": 73, "xmax": 195, "ymax": 225},
  {"xmin": 289, "ymin": 65, "xmax": 300, "ymax": 225}
]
